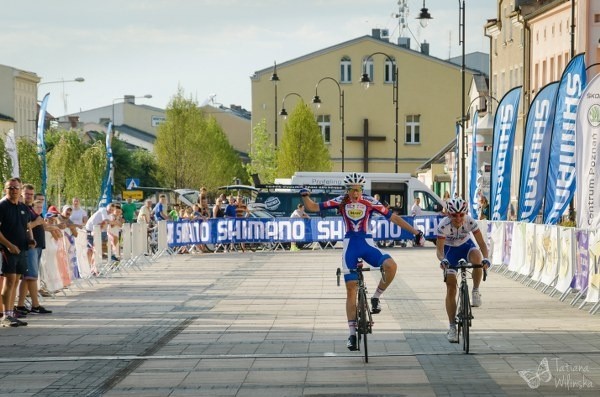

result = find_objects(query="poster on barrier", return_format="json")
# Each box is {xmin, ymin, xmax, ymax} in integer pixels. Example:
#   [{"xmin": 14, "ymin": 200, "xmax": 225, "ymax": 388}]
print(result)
[
  {"xmin": 531, "ymin": 224, "xmax": 546, "ymax": 282},
  {"xmin": 539, "ymin": 225, "xmax": 558, "ymax": 286},
  {"xmin": 502, "ymin": 222, "xmax": 513, "ymax": 267},
  {"xmin": 75, "ymin": 232, "xmax": 93, "ymax": 278},
  {"xmin": 521, "ymin": 223, "xmax": 537, "ymax": 277},
  {"xmin": 490, "ymin": 222, "xmax": 504, "ymax": 266},
  {"xmin": 508, "ymin": 222, "xmax": 525, "ymax": 273},
  {"xmin": 63, "ymin": 232, "xmax": 80, "ymax": 280},
  {"xmin": 573, "ymin": 230, "xmax": 589, "ymax": 291},
  {"xmin": 555, "ymin": 227, "xmax": 574, "ymax": 293},
  {"xmin": 40, "ymin": 233, "xmax": 65, "ymax": 293},
  {"xmin": 55, "ymin": 235, "xmax": 71, "ymax": 288},
  {"xmin": 585, "ymin": 230, "xmax": 600, "ymax": 304}
]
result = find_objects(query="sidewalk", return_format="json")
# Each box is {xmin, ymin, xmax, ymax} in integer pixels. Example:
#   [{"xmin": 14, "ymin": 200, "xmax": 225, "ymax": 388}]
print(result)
[{"xmin": 1, "ymin": 247, "xmax": 599, "ymax": 396}]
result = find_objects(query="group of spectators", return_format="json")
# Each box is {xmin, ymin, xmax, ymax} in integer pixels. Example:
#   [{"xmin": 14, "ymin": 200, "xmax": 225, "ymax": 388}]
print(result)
[{"xmin": 0, "ymin": 178, "xmax": 93, "ymax": 328}]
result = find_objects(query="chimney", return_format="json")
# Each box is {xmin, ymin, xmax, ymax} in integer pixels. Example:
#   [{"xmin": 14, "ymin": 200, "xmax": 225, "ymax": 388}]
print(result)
[
  {"xmin": 68, "ymin": 116, "xmax": 79, "ymax": 128},
  {"xmin": 420, "ymin": 41, "xmax": 430, "ymax": 55},
  {"xmin": 398, "ymin": 37, "xmax": 411, "ymax": 49},
  {"xmin": 371, "ymin": 28, "xmax": 382, "ymax": 40},
  {"xmin": 124, "ymin": 95, "xmax": 135, "ymax": 104}
]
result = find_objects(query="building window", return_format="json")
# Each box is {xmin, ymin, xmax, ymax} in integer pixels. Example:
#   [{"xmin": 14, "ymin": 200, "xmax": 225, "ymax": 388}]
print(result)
[
  {"xmin": 317, "ymin": 115, "xmax": 331, "ymax": 144},
  {"xmin": 384, "ymin": 58, "xmax": 396, "ymax": 83},
  {"xmin": 405, "ymin": 115, "xmax": 420, "ymax": 144},
  {"xmin": 340, "ymin": 56, "xmax": 351, "ymax": 83},
  {"xmin": 363, "ymin": 57, "xmax": 374, "ymax": 83}
]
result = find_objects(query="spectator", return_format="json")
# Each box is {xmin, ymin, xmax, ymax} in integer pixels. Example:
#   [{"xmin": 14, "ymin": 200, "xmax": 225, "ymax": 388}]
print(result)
[
  {"xmin": 478, "ymin": 196, "xmax": 490, "ymax": 220},
  {"xmin": 290, "ymin": 203, "xmax": 310, "ymax": 252},
  {"xmin": 85, "ymin": 203, "xmax": 117, "ymax": 268},
  {"xmin": 169, "ymin": 205, "xmax": 180, "ymax": 221},
  {"xmin": 199, "ymin": 195, "xmax": 211, "ymax": 219},
  {"xmin": 0, "ymin": 178, "xmax": 33, "ymax": 327},
  {"xmin": 69, "ymin": 197, "xmax": 88, "ymax": 227},
  {"xmin": 137, "ymin": 200, "xmax": 153, "ymax": 224},
  {"xmin": 213, "ymin": 197, "xmax": 225, "ymax": 218},
  {"xmin": 411, "ymin": 197, "xmax": 423, "ymax": 216},
  {"xmin": 153, "ymin": 194, "xmax": 168, "ymax": 221},
  {"xmin": 108, "ymin": 204, "xmax": 124, "ymax": 261},
  {"xmin": 121, "ymin": 198, "xmax": 137, "ymax": 223}
]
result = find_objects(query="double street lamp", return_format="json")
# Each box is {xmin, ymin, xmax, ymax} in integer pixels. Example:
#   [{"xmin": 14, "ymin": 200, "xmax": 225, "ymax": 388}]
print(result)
[
  {"xmin": 312, "ymin": 77, "xmax": 345, "ymax": 171},
  {"xmin": 360, "ymin": 53, "xmax": 399, "ymax": 173},
  {"xmin": 270, "ymin": 62, "xmax": 280, "ymax": 147}
]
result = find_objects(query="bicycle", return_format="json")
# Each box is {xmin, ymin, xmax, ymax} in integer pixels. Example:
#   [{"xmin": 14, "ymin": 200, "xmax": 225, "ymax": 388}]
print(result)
[
  {"xmin": 337, "ymin": 260, "xmax": 385, "ymax": 363},
  {"xmin": 443, "ymin": 258, "xmax": 487, "ymax": 354}
]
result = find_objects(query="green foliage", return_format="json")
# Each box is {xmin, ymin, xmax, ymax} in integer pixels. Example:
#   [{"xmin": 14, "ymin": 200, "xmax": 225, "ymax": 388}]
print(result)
[
  {"xmin": 72, "ymin": 141, "xmax": 106, "ymax": 208},
  {"xmin": 47, "ymin": 131, "xmax": 86, "ymax": 206},
  {"xmin": 246, "ymin": 118, "xmax": 277, "ymax": 185},
  {"xmin": 276, "ymin": 102, "xmax": 331, "ymax": 177},
  {"xmin": 155, "ymin": 87, "xmax": 247, "ymax": 192},
  {"xmin": 129, "ymin": 149, "xmax": 160, "ymax": 188},
  {"xmin": 16, "ymin": 138, "xmax": 42, "ymax": 191},
  {"xmin": 0, "ymin": 137, "xmax": 12, "ymax": 183}
]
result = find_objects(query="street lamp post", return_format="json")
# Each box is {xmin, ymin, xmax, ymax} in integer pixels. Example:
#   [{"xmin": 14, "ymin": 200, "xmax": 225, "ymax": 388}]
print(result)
[
  {"xmin": 312, "ymin": 77, "xmax": 345, "ymax": 171},
  {"xmin": 38, "ymin": 77, "xmax": 85, "ymax": 115},
  {"xmin": 279, "ymin": 92, "xmax": 303, "ymax": 119},
  {"xmin": 458, "ymin": 0, "xmax": 466, "ymax": 199},
  {"xmin": 360, "ymin": 53, "xmax": 398, "ymax": 173},
  {"xmin": 270, "ymin": 62, "xmax": 280, "ymax": 147}
]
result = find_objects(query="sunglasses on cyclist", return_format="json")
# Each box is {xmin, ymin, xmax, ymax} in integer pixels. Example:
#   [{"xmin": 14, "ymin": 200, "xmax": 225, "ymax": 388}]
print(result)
[{"xmin": 450, "ymin": 213, "xmax": 465, "ymax": 218}]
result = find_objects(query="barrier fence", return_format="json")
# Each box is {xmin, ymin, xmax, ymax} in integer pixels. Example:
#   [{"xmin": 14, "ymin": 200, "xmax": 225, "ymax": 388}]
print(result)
[
  {"xmin": 482, "ymin": 220, "xmax": 600, "ymax": 315},
  {"xmin": 32, "ymin": 217, "xmax": 599, "ymax": 316}
]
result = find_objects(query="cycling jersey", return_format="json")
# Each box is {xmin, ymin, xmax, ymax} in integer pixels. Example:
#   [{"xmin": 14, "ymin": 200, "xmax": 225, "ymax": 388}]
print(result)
[
  {"xmin": 319, "ymin": 194, "xmax": 391, "ymax": 236},
  {"xmin": 435, "ymin": 215, "xmax": 479, "ymax": 246},
  {"xmin": 319, "ymin": 194, "xmax": 392, "ymax": 281}
]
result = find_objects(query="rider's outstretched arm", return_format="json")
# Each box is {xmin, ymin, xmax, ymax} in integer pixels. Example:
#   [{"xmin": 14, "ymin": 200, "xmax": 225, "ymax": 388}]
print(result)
[
  {"xmin": 389, "ymin": 213, "xmax": 421, "ymax": 236},
  {"xmin": 300, "ymin": 191, "xmax": 320, "ymax": 213}
]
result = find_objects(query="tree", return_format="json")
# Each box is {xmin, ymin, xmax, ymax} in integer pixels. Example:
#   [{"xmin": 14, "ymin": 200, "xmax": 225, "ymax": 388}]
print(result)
[
  {"xmin": 129, "ymin": 149, "xmax": 160, "ymax": 188},
  {"xmin": 16, "ymin": 138, "xmax": 42, "ymax": 191},
  {"xmin": 246, "ymin": 118, "xmax": 277, "ymax": 185},
  {"xmin": 276, "ymin": 102, "xmax": 331, "ymax": 177},
  {"xmin": 47, "ymin": 131, "xmax": 86, "ymax": 206},
  {"xmin": 0, "ymin": 137, "xmax": 12, "ymax": 183},
  {"xmin": 155, "ymin": 88, "xmax": 247, "ymax": 191},
  {"xmin": 71, "ymin": 141, "xmax": 106, "ymax": 208}
]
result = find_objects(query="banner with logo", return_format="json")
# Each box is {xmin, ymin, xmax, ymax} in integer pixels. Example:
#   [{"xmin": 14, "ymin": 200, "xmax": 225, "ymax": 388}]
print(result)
[
  {"xmin": 451, "ymin": 123, "xmax": 459, "ymax": 197},
  {"xmin": 544, "ymin": 53, "xmax": 587, "ymax": 224},
  {"xmin": 166, "ymin": 215, "xmax": 442, "ymax": 246},
  {"xmin": 573, "ymin": 230, "xmax": 589, "ymax": 291},
  {"xmin": 5, "ymin": 129, "xmax": 19, "ymax": 178},
  {"xmin": 576, "ymin": 73, "xmax": 600, "ymax": 229},
  {"xmin": 490, "ymin": 86, "xmax": 522, "ymax": 220},
  {"xmin": 98, "ymin": 123, "xmax": 114, "ymax": 208},
  {"xmin": 37, "ymin": 93, "xmax": 50, "ymax": 206},
  {"xmin": 518, "ymin": 82, "xmax": 559, "ymax": 222},
  {"xmin": 469, "ymin": 111, "xmax": 479, "ymax": 218}
]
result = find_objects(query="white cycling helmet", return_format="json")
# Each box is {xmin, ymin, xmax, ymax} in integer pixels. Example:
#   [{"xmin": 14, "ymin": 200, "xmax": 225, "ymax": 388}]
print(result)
[
  {"xmin": 446, "ymin": 197, "xmax": 468, "ymax": 214},
  {"xmin": 343, "ymin": 172, "xmax": 366, "ymax": 188}
]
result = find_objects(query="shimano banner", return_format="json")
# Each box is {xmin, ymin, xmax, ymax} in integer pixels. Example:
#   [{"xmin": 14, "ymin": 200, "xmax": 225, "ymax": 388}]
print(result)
[
  {"xmin": 167, "ymin": 215, "xmax": 442, "ymax": 246},
  {"xmin": 543, "ymin": 53, "xmax": 586, "ymax": 224},
  {"xmin": 518, "ymin": 82, "xmax": 559, "ymax": 222},
  {"xmin": 576, "ymin": 73, "xmax": 600, "ymax": 230},
  {"xmin": 490, "ymin": 86, "xmax": 522, "ymax": 221}
]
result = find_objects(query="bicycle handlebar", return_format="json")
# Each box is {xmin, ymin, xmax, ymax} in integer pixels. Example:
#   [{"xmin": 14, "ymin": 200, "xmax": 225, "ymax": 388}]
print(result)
[{"xmin": 442, "ymin": 259, "xmax": 488, "ymax": 282}]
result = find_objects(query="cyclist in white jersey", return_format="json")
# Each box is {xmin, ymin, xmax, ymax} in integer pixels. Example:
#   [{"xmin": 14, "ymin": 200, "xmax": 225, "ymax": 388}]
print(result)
[{"xmin": 436, "ymin": 197, "xmax": 489, "ymax": 343}]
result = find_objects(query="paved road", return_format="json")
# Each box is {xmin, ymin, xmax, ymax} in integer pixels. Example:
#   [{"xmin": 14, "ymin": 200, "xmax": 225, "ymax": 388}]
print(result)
[{"xmin": 1, "ymin": 247, "xmax": 599, "ymax": 396}]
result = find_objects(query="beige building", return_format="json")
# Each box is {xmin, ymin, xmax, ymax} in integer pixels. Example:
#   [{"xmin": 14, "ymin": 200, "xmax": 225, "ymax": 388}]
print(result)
[
  {"xmin": 251, "ymin": 32, "xmax": 479, "ymax": 176},
  {"xmin": 200, "ymin": 104, "xmax": 251, "ymax": 161},
  {"xmin": 0, "ymin": 64, "xmax": 40, "ymax": 140}
]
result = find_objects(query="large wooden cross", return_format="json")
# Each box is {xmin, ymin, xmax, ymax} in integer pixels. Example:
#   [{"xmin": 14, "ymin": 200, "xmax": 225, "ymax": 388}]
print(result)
[{"xmin": 346, "ymin": 118, "xmax": 386, "ymax": 172}]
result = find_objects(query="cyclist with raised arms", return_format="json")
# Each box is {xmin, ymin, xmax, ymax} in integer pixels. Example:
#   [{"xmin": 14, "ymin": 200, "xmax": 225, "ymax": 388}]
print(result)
[
  {"xmin": 301, "ymin": 172, "xmax": 425, "ymax": 351},
  {"xmin": 436, "ymin": 197, "xmax": 490, "ymax": 343}
]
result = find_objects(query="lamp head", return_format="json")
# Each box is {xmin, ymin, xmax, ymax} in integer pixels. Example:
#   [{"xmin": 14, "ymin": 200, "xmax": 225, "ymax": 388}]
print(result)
[
  {"xmin": 360, "ymin": 73, "xmax": 371, "ymax": 90},
  {"xmin": 279, "ymin": 108, "xmax": 288, "ymax": 118},
  {"xmin": 416, "ymin": 0, "xmax": 432, "ymax": 28},
  {"xmin": 312, "ymin": 95, "xmax": 321, "ymax": 109}
]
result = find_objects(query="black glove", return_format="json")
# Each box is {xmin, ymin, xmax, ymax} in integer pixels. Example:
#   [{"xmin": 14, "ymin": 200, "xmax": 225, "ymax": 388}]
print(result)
[
  {"xmin": 414, "ymin": 230, "xmax": 424, "ymax": 246},
  {"xmin": 299, "ymin": 188, "xmax": 311, "ymax": 197}
]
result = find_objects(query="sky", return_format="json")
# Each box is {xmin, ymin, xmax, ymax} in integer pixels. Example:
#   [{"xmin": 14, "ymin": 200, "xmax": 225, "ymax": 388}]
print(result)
[{"xmin": 1, "ymin": 0, "xmax": 497, "ymax": 117}]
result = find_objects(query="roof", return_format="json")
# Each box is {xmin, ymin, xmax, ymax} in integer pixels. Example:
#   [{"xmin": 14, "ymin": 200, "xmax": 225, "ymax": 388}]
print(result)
[
  {"xmin": 416, "ymin": 139, "xmax": 456, "ymax": 171},
  {"xmin": 0, "ymin": 113, "xmax": 15, "ymax": 122},
  {"xmin": 252, "ymin": 35, "xmax": 486, "ymax": 79},
  {"xmin": 113, "ymin": 124, "xmax": 156, "ymax": 144}
]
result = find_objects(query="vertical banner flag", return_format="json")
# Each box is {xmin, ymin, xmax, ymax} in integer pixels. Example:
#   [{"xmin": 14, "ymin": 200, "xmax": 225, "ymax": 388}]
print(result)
[
  {"xmin": 469, "ymin": 111, "xmax": 480, "ymax": 218},
  {"xmin": 576, "ymin": 73, "xmax": 600, "ymax": 229},
  {"xmin": 98, "ymin": 123, "xmax": 114, "ymax": 208},
  {"xmin": 543, "ymin": 53, "xmax": 586, "ymax": 224},
  {"xmin": 37, "ymin": 93, "xmax": 50, "ymax": 206},
  {"xmin": 451, "ymin": 123, "xmax": 459, "ymax": 198},
  {"xmin": 490, "ymin": 86, "xmax": 522, "ymax": 221},
  {"xmin": 5, "ymin": 129, "xmax": 19, "ymax": 177},
  {"xmin": 517, "ymin": 82, "xmax": 559, "ymax": 222}
]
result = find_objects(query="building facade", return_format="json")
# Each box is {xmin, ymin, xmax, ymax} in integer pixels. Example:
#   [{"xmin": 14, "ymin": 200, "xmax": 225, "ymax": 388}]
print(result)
[
  {"xmin": 0, "ymin": 64, "xmax": 40, "ymax": 140},
  {"xmin": 251, "ymin": 32, "xmax": 480, "ymax": 176}
]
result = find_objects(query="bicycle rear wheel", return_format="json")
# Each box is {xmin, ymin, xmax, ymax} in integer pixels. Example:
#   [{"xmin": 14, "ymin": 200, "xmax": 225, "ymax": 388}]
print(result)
[
  {"xmin": 357, "ymin": 290, "xmax": 369, "ymax": 363},
  {"xmin": 461, "ymin": 285, "xmax": 470, "ymax": 353}
]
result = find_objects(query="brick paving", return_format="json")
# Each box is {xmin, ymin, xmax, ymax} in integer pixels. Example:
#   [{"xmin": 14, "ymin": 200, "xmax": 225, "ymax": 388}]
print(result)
[{"xmin": 0, "ymin": 247, "xmax": 599, "ymax": 396}]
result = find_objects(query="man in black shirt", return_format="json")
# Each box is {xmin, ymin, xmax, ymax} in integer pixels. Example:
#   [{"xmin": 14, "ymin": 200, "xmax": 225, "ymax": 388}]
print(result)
[{"xmin": 0, "ymin": 178, "xmax": 35, "ymax": 327}]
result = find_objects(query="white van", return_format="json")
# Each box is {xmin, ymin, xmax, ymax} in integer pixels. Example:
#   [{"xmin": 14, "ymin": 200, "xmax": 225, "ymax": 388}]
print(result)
[{"xmin": 290, "ymin": 172, "xmax": 444, "ymax": 216}]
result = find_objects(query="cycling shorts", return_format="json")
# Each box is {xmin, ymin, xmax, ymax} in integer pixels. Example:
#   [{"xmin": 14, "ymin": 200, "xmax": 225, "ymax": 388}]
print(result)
[
  {"xmin": 342, "ymin": 234, "xmax": 391, "ymax": 282},
  {"xmin": 443, "ymin": 239, "xmax": 478, "ymax": 275}
]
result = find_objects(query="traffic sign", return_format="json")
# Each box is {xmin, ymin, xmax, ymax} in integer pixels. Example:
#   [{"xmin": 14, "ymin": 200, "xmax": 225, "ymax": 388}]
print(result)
[
  {"xmin": 123, "ymin": 190, "xmax": 143, "ymax": 200},
  {"xmin": 126, "ymin": 178, "xmax": 140, "ymax": 190}
]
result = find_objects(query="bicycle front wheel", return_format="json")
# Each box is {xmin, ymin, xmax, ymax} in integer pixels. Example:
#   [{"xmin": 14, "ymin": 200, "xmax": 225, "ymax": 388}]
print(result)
[
  {"xmin": 357, "ymin": 290, "xmax": 369, "ymax": 363},
  {"xmin": 461, "ymin": 285, "xmax": 470, "ymax": 353}
]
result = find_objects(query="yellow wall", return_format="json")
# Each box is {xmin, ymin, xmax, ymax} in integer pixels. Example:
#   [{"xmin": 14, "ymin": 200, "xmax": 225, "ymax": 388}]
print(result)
[{"xmin": 251, "ymin": 36, "xmax": 473, "ymax": 176}]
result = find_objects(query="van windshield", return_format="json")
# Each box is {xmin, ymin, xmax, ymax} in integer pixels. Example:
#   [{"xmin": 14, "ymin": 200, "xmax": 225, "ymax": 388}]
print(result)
[{"xmin": 255, "ymin": 191, "xmax": 339, "ymax": 217}]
